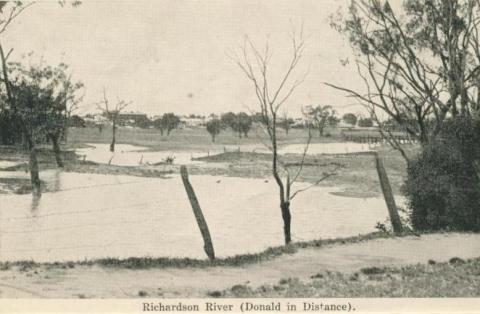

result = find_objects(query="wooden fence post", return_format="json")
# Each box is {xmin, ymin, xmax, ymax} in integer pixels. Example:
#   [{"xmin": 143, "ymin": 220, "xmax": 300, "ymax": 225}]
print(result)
[
  {"xmin": 180, "ymin": 165, "xmax": 215, "ymax": 260},
  {"xmin": 374, "ymin": 152, "xmax": 404, "ymax": 234}
]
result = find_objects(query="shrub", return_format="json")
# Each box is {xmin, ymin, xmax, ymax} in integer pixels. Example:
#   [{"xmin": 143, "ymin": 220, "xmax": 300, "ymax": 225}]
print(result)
[
  {"xmin": 358, "ymin": 117, "xmax": 373, "ymax": 127},
  {"xmin": 404, "ymin": 117, "xmax": 480, "ymax": 231},
  {"xmin": 0, "ymin": 110, "xmax": 20, "ymax": 145}
]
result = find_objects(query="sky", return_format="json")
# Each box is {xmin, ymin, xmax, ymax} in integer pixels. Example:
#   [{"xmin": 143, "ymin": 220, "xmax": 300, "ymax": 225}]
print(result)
[{"xmin": 2, "ymin": 0, "xmax": 366, "ymax": 118}]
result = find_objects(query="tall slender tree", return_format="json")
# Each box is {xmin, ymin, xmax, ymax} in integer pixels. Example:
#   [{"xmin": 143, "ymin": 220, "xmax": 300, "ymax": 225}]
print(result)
[{"xmin": 232, "ymin": 27, "xmax": 340, "ymax": 244}]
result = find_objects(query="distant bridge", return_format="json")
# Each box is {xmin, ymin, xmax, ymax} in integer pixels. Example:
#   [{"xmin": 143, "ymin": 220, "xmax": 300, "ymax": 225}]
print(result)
[{"xmin": 341, "ymin": 129, "xmax": 417, "ymax": 144}]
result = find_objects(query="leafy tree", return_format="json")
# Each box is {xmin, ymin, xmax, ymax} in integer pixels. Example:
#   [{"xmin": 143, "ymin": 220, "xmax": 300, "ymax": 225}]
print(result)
[
  {"xmin": 279, "ymin": 112, "xmax": 294, "ymax": 135},
  {"xmin": 162, "ymin": 112, "xmax": 180, "ymax": 135},
  {"xmin": 0, "ymin": 108, "xmax": 17, "ymax": 144},
  {"xmin": 43, "ymin": 63, "xmax": 83, "ymax": 166},
  {"xmin": 220, "ymin": 112, "xmax": 253, "ymax": 137},
  {"xmin": 68, "ymin": 114, "xmax": 85, "ymax": 127},
  {"xmin": 327, "ymin": 115, "xmax": 340, "ymax": 128},
  {"xmin": 0, "ymin": 1, "xmax": 80, "ymax": 147},
  {"xmin": 303, "ymin": 105, "xmax": 337, "ymax": 136},
  {"xmin": 327, "ymin": 0, "xmax": 480, "ymax": 161},
  {"xmin": 154, "ymin": 113, "xmax": 180, "ymax": 136},
  {"xmin": 404, "ymin": 117, "xmax": 480, "ymax": 231},
  {"xmin": 251, "ymin": 112, "xmax": 265, "ymax": 124},
  {"xmin": 206, "ymin": 118, "xmax": 221, "ymax": 142},
  {"xmin": 153, "ymin": 117, "xmax": 163, "ymax": 134},
  {"xmin": 135, "ymin": 115, "xmax": 151, "ymax": 129},
  {"xmin": 220, "ymin": 112, "xmax": 237, "ymax": 129},
  {"xmin": 342, "ymin": 113, "xmax": 357, "ymax": 126},
  {"xmin": 0, "ymin": 0, "xmax": 82, "ymax": 194},
  {"xmin": 236, "ymin": 112, "xmax": 253, "ymax": 137},
  {"xmin": 61, "ymin": 71, "xmax": 84, "ymax": 143},
  {"xmin": 358, "ymin": 117, "xmax": 373, "ymax": 128},
  {"xmin": 326, "ymin": 0, "xmax": 480, "ymax": 233},
  {"xmin": 3, "ymin": 61, "xmax": 71, "ymax": 193}
]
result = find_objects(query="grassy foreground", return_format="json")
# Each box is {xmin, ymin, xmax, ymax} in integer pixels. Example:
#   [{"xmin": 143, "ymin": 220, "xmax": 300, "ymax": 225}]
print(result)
[
  {"xmin": 0, "ymin": 232, "xmax": 390, "ymax": 271},
  {"xmin": 218, "ymin": 257, "xmax": 480, "ymax": 297}
]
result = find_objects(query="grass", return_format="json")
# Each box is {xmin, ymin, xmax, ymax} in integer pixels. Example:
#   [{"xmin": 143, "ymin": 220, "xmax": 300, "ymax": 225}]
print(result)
[
  {"xmin": 0, "ymin": 231, "xmax": 392, "ymax": 270},
  {"xmin": 218, "ymin": 257, "xmax": 480, "ymax": 297},
  {"xmin": 189, "ymin": 146, "xmax": 410, "ymax": 198},
  {"xmin": 67, "ymin": 125, "xmax": 345, "ymax": 150}
]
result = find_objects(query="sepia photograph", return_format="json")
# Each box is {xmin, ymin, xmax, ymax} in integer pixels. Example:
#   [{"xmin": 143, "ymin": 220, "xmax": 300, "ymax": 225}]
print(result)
[{"xmin": 0, "ymin": 0, "xmax": 480, "ymax": 312}]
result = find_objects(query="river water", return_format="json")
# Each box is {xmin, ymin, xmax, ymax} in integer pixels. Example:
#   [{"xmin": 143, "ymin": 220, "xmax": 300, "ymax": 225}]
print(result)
[
  {"xmin": 76, "ymin": 142, "xmax": 379, "ymax": 166},
  {"xmin": 0, "ymin": 170, "xmax": 391, "ymax": 262}
]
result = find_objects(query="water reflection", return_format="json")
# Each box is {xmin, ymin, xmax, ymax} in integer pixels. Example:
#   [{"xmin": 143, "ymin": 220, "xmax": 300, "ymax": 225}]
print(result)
[
  {"xmin": 31, "ymin": 193, "xmax": 41, "ymax": 212},
  {"xmin": 76, "ymin": 143, "xmax": 208, "ymax": 166},
  {"xmin": 0, "ymin": 171, "xmax": 396, "ymax": 262},
  {"xmin": 52, "ymin": 169, "xmax": 61, "ymax": 192},
  {"xmin": 76, "ymin": 142, "xmax": 380, "ymax": 167}
]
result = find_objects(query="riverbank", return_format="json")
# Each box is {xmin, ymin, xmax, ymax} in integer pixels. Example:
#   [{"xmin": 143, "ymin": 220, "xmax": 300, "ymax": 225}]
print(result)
[
  {"xmin": 0, "ymin": 232, "xmax": 479, "ymax": 298},
  {"xmin": 0, "ymin": 140, "xmax": 411, "ymax": 198}
]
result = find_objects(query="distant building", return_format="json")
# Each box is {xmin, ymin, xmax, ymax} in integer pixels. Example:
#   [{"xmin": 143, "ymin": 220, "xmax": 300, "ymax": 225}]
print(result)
[
  {"xmin": 180, "ymin": 116, "xmax": 206, "ymax": 128},
  {"xmin": 83, "ymin": 113, "xmax": 108, "ymax": 125},
  {"xmin": 291, "ymin": 117, "xmax": 309, "ymax": 128},
  {"xmin": 117, "ymin": 111, "xmax": 150, "ymax": 127},
  {"xmin": 337, "ymin": 121, "xmax": 357, "ymax": 129}
]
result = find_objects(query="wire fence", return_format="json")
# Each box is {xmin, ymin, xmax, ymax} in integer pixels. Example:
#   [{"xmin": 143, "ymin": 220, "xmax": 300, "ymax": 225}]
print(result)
[{"xmin": 0, "ymin": 150, "xmax": 392, "ymax": 261}]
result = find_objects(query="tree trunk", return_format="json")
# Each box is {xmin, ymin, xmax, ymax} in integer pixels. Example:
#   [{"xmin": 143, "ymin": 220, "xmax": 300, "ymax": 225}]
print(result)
[
  {"xmin": 180, "ymin": 165, "xmax": 215, "ymax": 260},
  {"xmin": 280, "ymin": 201, "xmax": 292, "ymax": 244},
  {"xmin": 318, "ymin": 126, "xmax": 324, "ymax": 137},
  {"xmin": 63, "ymin": 120, "xmax": 69, "ymax": 144},
  {"xmin": 375, "ymin": 152, "xmax": 403, "ymax": 234},
  {"xmin": 27, "ymin": 138, "xmax": 41, "ymax": 196},
  {"xmin": 211, "ymin": 133, "xmax": 216, "ymax": 142},
  {"xmin": 49, "ymin": 133, "xmax": 64, "ymax": 168},
  {"xmin": 110, "ymin": 119, "xmax": 116, "ymax": 152}
]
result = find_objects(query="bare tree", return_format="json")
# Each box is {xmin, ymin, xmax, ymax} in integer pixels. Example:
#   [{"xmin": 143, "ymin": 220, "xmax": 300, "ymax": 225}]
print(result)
[
  {"xmin": 96, "ymin": 88, "xmax": 130, "ymax": 152},
  {"xmin": 232, "ymin": 27, "xmax": 340, "ymax": 244}
]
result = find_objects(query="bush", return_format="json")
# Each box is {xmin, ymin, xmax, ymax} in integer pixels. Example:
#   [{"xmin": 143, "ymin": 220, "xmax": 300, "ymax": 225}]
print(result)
[
  {"xmin": 0, "ymin": 110, "xmax": 19, "ymax": 145},
  {"xmin": 404, "ymin": 117, "xmax": 480, "ymax": 231},
  {"xmin": 358, "ymin": 117, "xmax": 373, "ymax": 127}
]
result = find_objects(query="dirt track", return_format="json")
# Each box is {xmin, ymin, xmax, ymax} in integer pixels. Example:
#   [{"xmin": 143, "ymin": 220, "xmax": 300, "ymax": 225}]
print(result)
[{"xmin": 1, "ymin": 233, "xmax": 479, "ymax": 298}]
